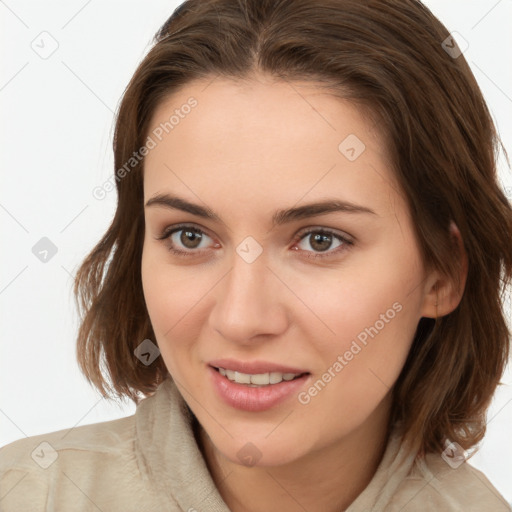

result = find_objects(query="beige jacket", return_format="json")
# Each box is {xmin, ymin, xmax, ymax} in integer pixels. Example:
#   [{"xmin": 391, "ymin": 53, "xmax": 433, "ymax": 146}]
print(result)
[{"xmin": 1, "ymin": 377, "xmax": 510, "ymax": 511}]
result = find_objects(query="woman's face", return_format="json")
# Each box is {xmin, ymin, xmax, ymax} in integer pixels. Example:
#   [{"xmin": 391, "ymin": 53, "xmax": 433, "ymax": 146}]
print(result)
[{"xmin": 141, "ymin": 76, "xmax": 437, "ymax": 466}]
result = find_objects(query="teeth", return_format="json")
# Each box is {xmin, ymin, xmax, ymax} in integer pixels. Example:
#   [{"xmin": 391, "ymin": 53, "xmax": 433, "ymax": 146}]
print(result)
[
  {"xmin": 235, "ymin": 371, "xmax": 251, "ymax": 384},
  {"xmin": 217, "ymin": 367, "xmax": 302, "ymax": 386},
  {"xmin": 269, "ymin": 372, "xmax": 282, "ymax": 384}
]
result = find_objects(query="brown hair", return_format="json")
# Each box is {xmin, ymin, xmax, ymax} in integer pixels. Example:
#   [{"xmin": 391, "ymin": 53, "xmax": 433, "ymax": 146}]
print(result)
[{"xmin": 74, "ymin": 0, "xmax": 512, "ymax": 456}]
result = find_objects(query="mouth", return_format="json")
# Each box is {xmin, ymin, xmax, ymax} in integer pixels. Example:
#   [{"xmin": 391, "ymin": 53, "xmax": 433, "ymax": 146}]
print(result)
[
  {"xmin": 211, "ymin": 366, "xmax": 309, "ymax": 387},
  {"xmin": 207, "ymin": 360, "xmax": 311, "ymax": 412}
]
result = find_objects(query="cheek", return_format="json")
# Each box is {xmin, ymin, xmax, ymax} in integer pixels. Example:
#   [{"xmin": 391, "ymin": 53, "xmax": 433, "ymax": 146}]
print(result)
[
  {"xmin": 142, "ymin": 241, "xmax": 198, "ymax": 330},
  {"xmin": 290, "ymin": 258, "xmax": 420, "ymax": 356},
  {"xmin": 297, "ymin": 290, "xmax": 418, "ymax": 433},
  {"xmin": 141, "ymin": 246, "xmax": 220, "ymax": 375},
  {"xmin": 141, "ymin": 269, "xmax": 198, "ymax": 378},
  {"xmin": 141, "ymin": 247, "xmax": 191, "ymax": 347},
  {"xmin": 310, "ymin": 289, "xmax": 417, "ymax": 393},
  {"xmin": 296, "ymin": 243, "xmax": 423, "ymax": 398}
]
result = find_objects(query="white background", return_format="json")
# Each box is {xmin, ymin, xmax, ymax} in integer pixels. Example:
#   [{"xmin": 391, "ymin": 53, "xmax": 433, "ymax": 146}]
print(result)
[{"xmin": 1, "ymin": 0, "xmax": 511, "ymax": 505}]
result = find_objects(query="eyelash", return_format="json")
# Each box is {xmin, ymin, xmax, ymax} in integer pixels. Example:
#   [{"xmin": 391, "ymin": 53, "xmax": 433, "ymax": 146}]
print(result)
[{"xmin": 156, "ymin": 223, "xmax": 354, "ymax": 260}]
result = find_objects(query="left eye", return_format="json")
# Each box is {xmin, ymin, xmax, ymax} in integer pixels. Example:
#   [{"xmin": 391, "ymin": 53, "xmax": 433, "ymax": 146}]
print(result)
[{"xmin": 293, "ymin": 229, "xmax": 352, "ymax": 256}]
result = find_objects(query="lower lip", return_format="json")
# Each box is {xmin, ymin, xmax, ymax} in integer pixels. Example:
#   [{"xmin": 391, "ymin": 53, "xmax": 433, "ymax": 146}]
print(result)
[{"xmin": 208, "ymin": 366, "xmax": 310, "ymax": 412}]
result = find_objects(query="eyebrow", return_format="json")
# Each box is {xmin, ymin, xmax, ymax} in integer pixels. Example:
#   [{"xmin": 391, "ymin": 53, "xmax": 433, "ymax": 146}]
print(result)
[{"xmin": 145, "ymin": 193, "xmax": 377, "ymax": 226}]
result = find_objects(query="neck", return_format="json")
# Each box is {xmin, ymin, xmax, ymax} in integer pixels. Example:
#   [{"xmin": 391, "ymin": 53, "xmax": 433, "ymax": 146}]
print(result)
[{"xmin": 196, "ymin": 393, "xmax": 393, "ymax": 512}]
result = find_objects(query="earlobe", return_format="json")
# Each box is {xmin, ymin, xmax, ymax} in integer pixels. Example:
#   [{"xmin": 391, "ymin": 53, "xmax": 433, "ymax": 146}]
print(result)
[{"xmin": 420, "ymin": 221, "xmax": 468, "ymax": 319}]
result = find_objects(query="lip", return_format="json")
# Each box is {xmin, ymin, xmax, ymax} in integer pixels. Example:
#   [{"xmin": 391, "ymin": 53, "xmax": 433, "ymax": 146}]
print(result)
[
  {"xmin": 208, "ymin": 358, "xmax": 308, "ymax": 375},
  {"xmin": 208, "ymin": 365, "xmax": 311, "ymax": 412}
]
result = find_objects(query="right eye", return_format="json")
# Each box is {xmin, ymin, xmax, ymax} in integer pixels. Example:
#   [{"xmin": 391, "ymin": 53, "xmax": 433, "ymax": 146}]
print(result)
[{"xmin": 156, "ymin": 224, "xmax": 220, "ymax": 257}]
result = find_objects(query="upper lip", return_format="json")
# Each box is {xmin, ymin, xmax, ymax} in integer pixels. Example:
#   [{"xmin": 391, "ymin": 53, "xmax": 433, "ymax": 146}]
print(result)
[{"xmin": 209, "ymin": 358, "xmax": 309, "ymax": 375}]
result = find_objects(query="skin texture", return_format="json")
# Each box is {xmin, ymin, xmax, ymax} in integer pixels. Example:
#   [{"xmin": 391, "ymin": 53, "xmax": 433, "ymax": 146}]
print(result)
[{"xmin": 141, "ymin": 74, "xmax": 466, "ymax": 512}]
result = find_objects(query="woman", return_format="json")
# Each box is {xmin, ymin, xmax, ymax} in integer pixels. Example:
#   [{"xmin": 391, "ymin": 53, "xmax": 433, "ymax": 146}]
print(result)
[{"xmin": 1, "ymin": 0, "xmax": 511, "ymax": 510}]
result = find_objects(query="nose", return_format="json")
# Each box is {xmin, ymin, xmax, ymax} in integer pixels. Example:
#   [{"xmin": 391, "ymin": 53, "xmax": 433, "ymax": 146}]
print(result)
[{"xmin": 208, "ymin": 250, "xmax": 289, "ymax": 344}]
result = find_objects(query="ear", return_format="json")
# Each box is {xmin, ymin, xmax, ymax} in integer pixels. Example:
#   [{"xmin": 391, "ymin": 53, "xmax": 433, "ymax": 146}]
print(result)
[{"xmin": 420, "ymin": 221, "xmax": 468, "ymax": 319}]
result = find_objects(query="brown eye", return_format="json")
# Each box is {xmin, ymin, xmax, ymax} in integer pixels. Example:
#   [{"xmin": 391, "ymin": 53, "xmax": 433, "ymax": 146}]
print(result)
[
  {"xmin": 179, "ymin": 228, "xmax": 203, "ymax": 249},
  {"xmin": 156, "ymin": 224, "xmax": 218, "ymax": 256},
  {"xmin": 294, "ymin": 228, "xmax": 353, "ymax": 259},
  {"xmin": 308, "ymin": 232, "xmax": 334, "ymax": 252}
]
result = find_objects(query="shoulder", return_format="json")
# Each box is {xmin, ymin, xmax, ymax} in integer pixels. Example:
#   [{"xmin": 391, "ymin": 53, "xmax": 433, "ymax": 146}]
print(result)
[
  {"xmin": 0, "ymin": 414, "xmax": 136, "ymax": 470},
  {"xmin": 390, "ymin": 450, "xmax": 511, "ymax": 511},
  {"xmin": 0, "ymin": 415, "xmax": 143, "ymax": 510}
]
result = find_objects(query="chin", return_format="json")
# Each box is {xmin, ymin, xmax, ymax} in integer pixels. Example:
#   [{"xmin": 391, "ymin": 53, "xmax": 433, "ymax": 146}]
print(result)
[
  {"xmin": 205, "ymin": 426, "xmax": 307, "ymax": 468},
  {"xmin": 224, "ymin": 442, "xmax": 301, "ymax": 468}
]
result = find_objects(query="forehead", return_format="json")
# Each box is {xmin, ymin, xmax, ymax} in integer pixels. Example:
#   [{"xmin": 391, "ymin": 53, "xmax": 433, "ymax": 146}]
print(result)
[{"xmin": 143, "ymin": 77, "xmax": 401, "ymax": 220}]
